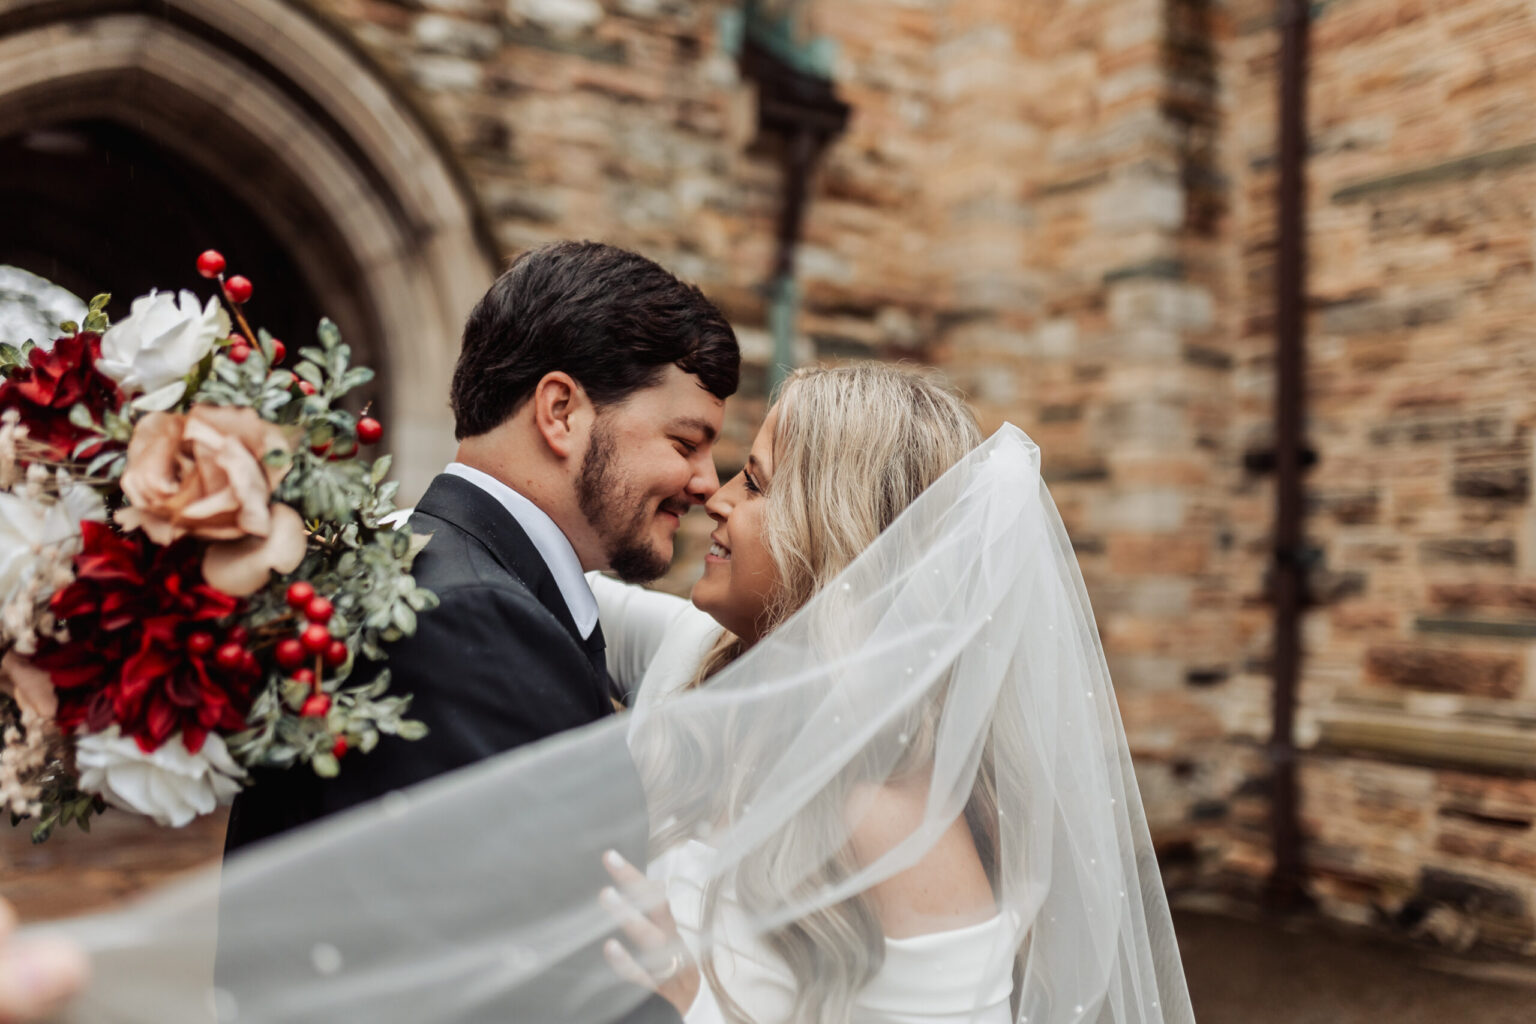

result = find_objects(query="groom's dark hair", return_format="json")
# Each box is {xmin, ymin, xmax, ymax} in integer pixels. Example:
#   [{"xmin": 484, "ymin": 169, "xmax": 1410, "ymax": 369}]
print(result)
[{"xmin": 450, "ymin": 240, "xmax": 740, "ymax": 439}]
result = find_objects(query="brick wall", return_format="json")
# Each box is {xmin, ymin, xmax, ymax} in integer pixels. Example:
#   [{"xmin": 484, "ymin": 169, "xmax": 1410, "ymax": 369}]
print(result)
[
  {"xmin": 1224, "ymin": 0, "xmax": 1536, "ymax": 951},
  {"xmin": 6, "ymin": 0, "xmax": 1535, "ymax": 957}
]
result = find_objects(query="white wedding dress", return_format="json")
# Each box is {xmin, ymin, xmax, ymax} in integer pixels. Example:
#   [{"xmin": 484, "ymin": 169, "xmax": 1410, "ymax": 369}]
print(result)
[{"xmin": 591, "ymin": 573, "xmax": 1016, "ymax": 1024}]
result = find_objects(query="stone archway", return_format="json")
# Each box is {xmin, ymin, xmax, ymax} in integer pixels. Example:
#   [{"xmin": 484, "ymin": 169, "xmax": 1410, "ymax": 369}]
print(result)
[{"xmin": 0, "ymin": 0, "xmax": 497, "ymax": 498}]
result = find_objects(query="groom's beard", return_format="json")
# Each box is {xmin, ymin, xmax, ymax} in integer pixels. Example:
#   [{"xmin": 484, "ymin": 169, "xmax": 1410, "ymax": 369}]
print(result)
[{"xmin": 577, "ymin": 421, "xmax": 673, "ymax": 583}]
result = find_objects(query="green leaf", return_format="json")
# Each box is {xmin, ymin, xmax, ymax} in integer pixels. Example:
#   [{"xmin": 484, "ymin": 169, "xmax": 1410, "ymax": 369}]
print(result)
[
  {"xmin": 59, "ymin": 320, "xmax": 78, "ymax": 335},
  {"xmin": 312, "ymin": 752, "xmax": 340, "ymax": 778},
  {"xmin": 85, "ymin": 449, "xmax": 122, "ymax": 477},
  {"xmin": 370, "ymin": 455, "xmax": 393, "ymax": 486},
  {"xmin": 67, "ymin": 403, "xmax": 95, "ymax": 430},
  {"xmin": 88, "ymin": 293, "xmax": 111, "ymax": 312},
  {"xmin": 338, "ymin": 366, "xmax": 374, "ymax": 393},
  {"xmin": 395, "ymin": 720, "xmax": 428, "ymax": 741},
  {"xmin": 316, "ymin": 319, "xmax": 341, "ymax": 349}
]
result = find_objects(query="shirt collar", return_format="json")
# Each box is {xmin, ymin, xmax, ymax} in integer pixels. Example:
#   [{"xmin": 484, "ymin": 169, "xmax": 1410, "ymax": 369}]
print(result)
[{"xmin": 442, "ymin": 463, "xmax": 599, "ymax": 639}]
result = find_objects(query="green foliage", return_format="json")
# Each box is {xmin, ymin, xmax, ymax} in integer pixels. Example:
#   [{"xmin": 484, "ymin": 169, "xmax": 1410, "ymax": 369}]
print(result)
[
  {"xmin": 0, "ymin": 696, "xmax": 106, "ymax": 843},
  {"xmin": 205, "ymin": 317, "xmax": 434, "ymax": 773}
]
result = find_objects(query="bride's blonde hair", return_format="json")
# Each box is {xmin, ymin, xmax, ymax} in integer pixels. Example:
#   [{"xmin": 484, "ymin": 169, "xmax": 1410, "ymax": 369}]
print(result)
[
  {"xmin": 685, "ymin": 363, "xmax": 989, "ymax": 1023},
  {"xmin": 693, "ymin": 362, "xmax": 982, "ymax": 679}
]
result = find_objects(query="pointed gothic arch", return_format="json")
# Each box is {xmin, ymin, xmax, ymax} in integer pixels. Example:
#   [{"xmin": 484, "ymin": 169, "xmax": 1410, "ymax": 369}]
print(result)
[{"xmin": 0, "ymin": 0, "xmax": 497, "ymax": 496}]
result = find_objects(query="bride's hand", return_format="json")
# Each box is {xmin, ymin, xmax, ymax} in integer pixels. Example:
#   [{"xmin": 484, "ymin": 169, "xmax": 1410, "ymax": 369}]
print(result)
[{"xmin": 599, "ymin": 850, "xmax": 700, "ymax": 1017}]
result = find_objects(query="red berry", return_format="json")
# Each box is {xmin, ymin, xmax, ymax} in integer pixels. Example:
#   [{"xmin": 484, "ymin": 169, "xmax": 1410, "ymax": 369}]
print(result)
[
  {"xmin": 228, "ymin": 343, "xmax": 250, "ymax": 364},
  {"xmin": 269, "ymin": 338, "xmax": 286, "ymax": 363},
  {"xmin": 197, "ymin": 250, "xmax": 226, "ymax": 278},
  {"xmin": 324, "ymin": 640, "xmax": 349, "ymax": 668},
  {"xmin": 215, "ymin": 642, "xmax": 244, "ymax": 670},
  {"xmin": 227, "ymin": 625, "xmax": 250, "ymax": 645},
  {"xmin": 298, "ymin": 381, "xmax": 316, "ymax": 396},
  {"xmin": 286, "ymin": 581, "xmax": 315, "ymax": 608},
  {"xmin": 310, "ymin": 439, "xmax": 332, "ymax": 457},
  {"xmin": 304, "ymin": 596, "xmax": 333, "ymax": 624},
  {"xmin": 187, "ymin": 631, "xmax": 215, "ymax": 656},
  {"xmin": 332, "ymin": 736, "xmax": 349, "ymax": 758},
  {"xmin": 292, "ymin": 668, "xmax": 316, "ymax": 686},
  {"xmin": 275, "ymin": 638, "xmax": 307, "ymax": 669},
  {"xmin": 357, "ymin": 417, "xmax": 383, "ymax": 445},
  {"xmin": 241, "ymin": 650, "xmax": 259, "ymax": 675},
  {"xmin": 301, "ymin": 623, "xmax": 331, "ymax": 654},
  {"xmin": 223, "ymin": 275, "xmax": 253, "ymax": 305},
  {"xmin": 301, "ymin": 693, "xmax": 330, "ymax": 718}
]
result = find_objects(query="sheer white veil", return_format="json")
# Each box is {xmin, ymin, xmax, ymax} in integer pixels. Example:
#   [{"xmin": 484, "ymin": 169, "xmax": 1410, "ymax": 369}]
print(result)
[{"xmin": 29, "ymin": 424, "xmax": 1194, "ymax": 1024}]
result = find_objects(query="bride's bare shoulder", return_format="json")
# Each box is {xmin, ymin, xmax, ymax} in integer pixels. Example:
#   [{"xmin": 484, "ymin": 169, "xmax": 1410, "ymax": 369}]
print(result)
[{"xmin": 844, "ymin": 781, "xmax": 997, "ymax": 939}]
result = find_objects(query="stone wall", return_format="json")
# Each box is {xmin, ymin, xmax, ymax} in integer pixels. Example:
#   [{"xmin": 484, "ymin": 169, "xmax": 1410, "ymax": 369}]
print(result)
[
  {"xmin": 5, "ymin": 0, "xmax": 1536, "ymax": 959},
  {"xmin": 1222, "ymin": 0, "xmax": 1536, "ymax": 952},
  {"xmin": 290, "ymin": 0, "xmax": 1536, "ymax": 955}
]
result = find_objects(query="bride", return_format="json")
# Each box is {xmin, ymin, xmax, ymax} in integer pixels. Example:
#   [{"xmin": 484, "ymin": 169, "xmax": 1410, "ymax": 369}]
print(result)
[
  {"xmin": 33, "ymin": 364, "xmax": 1191, "ymax": 1024},
  {"xmin": 593, "ymin": 363, "xmax": 1193, "ymax": 1024},
  {"xmin": 593, "ymin": 364, "xmax": 1006, "ymax": 1023}
]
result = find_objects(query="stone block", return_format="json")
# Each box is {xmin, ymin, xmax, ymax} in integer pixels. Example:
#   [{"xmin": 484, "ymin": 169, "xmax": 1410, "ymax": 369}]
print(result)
[
  {"xmin": 1414, "ymin": 617, "xmax": 1536, "ymax": 640},
  {"xmin": 508, "ymin": 0, "xmax": 604, "ymax": 37},
  {"xmin": 1091, "ymin": 174, "xmax": 1186, "ymax": 232},
  {"xmin": 1319, "ymin": 292, "xmax": 1461, "ymax": 335},
  {"xmin": 1107, "ymin": 279, "xmax": 1214, "ymax": 331},
  {"xmin": 1108, "ymin": 534, "xmax": 1210, "ymax": 576},
  {"xmin": 408, "ymin": 52, "xmax": 485, "ymax": 91},
  {"xmin": 1428, "ymin": 583, "xmax": 1536, "ymax": 612},
  {"xmin": 414, "ymin": 13, "xmax": 502, "ymax": 57},
  {"xmin": 1084, "ymin": 489, "xmax": 1188, "ymax": 532},
  {"xmin": 1419, "ymin": 538, "xmax": 1516, "ymax": 565},
  {"xmin": 1364, "ymin": 645, "xmax": 1522, "ymax": 699}
]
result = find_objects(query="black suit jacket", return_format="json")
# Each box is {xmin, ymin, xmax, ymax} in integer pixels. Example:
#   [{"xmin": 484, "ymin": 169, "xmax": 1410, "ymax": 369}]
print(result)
[{"xmin": 222, "ymin": 474, "xmax": 677, "ymax": 1023}]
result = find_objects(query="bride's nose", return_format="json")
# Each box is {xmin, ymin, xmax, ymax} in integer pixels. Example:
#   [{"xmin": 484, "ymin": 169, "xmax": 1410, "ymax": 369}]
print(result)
[{"xmin": 704, "ymin": 476, "xmax": 735, "ymax": 524}]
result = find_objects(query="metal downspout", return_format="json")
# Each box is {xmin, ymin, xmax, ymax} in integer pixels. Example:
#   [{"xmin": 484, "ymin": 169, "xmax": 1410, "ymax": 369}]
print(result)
[{"xmin": 1266, "ymin": 0, "xmax": 1313, "ymax": 913}]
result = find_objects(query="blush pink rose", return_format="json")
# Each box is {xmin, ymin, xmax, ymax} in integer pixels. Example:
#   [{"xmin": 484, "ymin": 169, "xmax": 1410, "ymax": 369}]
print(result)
[{"xmin": 116, "ymin": 406, "xmax": 305, "ymax": 596}]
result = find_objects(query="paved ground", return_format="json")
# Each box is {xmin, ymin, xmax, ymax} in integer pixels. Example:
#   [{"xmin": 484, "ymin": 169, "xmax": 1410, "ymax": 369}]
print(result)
[
  {"xmin": 1174, "ymin": 907, "xmax": 1536, "ymax": 1024},
  {"xmin": 5, "ymin": 811, "xmax": 1536, "ymax": 1021}
]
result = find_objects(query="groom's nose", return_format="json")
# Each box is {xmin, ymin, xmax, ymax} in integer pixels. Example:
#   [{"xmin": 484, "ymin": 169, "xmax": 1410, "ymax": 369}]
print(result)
[{"xmin": 685, "ymin": 459, "xmax": 720, "ymax": 503}]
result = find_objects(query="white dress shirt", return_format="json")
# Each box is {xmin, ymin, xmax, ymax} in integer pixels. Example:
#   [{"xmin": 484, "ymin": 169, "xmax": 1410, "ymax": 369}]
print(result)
[{"xmin": 442, "ymin": 462, "xmax": 599, "ymax": 639}]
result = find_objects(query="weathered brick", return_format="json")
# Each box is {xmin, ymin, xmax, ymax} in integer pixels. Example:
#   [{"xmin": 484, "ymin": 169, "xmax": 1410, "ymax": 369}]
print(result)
[{"xmin": 1364, "ymin": 645, "xmax": 1523, "ymax": 699}]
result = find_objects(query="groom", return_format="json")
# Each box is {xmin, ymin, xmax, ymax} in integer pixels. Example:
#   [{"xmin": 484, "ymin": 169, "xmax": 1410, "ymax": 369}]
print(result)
[{"xmin": 223, "ymin": 241, "xmax": 739, "ymax": 1020}]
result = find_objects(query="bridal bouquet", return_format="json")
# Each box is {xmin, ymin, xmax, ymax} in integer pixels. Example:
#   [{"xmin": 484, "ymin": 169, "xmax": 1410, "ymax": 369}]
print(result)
[{"xmin": 0, "ymin": 251, "xmax": 435, "ymax": 840}]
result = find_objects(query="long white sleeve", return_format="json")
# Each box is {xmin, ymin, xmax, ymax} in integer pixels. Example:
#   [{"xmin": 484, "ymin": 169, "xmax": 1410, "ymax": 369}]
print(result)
[{"xmin": 681, "ymin": 978, "xmax": 727, "ymax": 1024}]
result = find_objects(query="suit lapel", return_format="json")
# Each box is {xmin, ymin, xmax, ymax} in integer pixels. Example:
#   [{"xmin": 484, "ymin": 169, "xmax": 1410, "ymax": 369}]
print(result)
[{"xmin": 413, "ymin": 476, "xmax": 608, "ymax": 702}]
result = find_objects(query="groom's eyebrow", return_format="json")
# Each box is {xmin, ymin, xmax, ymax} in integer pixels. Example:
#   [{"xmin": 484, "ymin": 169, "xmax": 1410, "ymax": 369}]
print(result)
[{"xmin": 669, "ymin": 417, "xmax": 718, "ymax": 443}]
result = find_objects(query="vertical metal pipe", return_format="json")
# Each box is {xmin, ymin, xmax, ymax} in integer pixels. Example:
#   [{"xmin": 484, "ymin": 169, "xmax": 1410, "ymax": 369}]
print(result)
[
  {"xmin": 768, "ymin": 129, "xmax": 817, "ymax": 395},
  {"xmin": 1267, "ymin": 0, "xmax": 1311, "ymax": 913}
]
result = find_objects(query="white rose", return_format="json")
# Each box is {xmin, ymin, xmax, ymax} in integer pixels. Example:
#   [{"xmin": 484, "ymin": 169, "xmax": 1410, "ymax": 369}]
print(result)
[
  {"xmin": 0, "ymin": 479, "xmax": 105, "ymax": 608},
  {"xmin": 75, "ymin": 727, "xmax": 247, "ymax": 827},
  {"xmin": 98, "ymin": 290, "xmax": 230, "ymax": 411}
]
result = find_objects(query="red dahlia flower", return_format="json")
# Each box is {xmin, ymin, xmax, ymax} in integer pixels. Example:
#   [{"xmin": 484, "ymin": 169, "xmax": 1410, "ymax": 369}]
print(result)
[
  {"xmin": 0, "ymin": 332, "xmax": 124, "ymax": 461},
  {"xmin": 35, "ymin": 521, "xmax": 261, "ymax": 753}
]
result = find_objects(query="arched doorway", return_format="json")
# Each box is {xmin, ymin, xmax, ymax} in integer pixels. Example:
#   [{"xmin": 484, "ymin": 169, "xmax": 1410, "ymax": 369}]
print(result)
[{"xmin": 0, "ymin": 0, "xmax": 497, "ymax": 498}]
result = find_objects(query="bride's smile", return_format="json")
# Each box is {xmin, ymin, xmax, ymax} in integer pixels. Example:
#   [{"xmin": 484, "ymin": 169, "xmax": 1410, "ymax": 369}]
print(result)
[{"xmin": 690, "ymin": 406, "xmax": 781, "ymax": 647}]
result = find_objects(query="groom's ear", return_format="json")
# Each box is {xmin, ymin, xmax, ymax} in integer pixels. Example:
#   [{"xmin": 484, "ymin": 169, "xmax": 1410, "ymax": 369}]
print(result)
[{"xmin": 531, "ymin": 371, "xmax": 593, "ymax": 459}]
